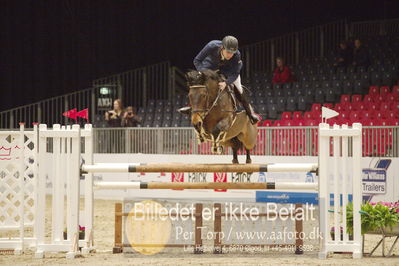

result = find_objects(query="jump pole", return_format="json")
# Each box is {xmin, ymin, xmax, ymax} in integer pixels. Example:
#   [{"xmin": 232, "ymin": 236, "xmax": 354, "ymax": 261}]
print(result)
[
  {"xmin": 93, "ymin": 181, "xmax": 318, "ymax": 190},
  {"xmin": 81, "ymin": 163, "xmax": 318, "ymax": 174}
]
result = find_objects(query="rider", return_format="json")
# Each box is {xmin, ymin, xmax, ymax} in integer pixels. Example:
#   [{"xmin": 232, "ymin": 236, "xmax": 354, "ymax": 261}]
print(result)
[{"xmin": 179, "ymin": 36, "xmax": 260, "ymax": 124}]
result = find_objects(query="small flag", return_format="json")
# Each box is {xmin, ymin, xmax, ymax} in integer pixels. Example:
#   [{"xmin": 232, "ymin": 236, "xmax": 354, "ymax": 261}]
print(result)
[
  {"xmin": 76, "ymin": 108, "xmax": 89, "ymax": 122},
  {"xmin": 63, "ymin": 108, "xmax": 78, "ymax": 120},
  {"xmin": 321, "ymin": 107, "xmax": 339, "ymax": 122}
]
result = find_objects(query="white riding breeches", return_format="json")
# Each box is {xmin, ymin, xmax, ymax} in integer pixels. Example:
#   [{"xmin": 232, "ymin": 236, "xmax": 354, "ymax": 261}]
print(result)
[{"xmin": 232, "ymin": 75, "xmax": 243, "ymax": 94}]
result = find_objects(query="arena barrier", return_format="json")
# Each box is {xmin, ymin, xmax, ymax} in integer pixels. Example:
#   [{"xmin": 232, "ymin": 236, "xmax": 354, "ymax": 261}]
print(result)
[{"xmin": 0, "ymin": 122, "xmax": 363, "ymax": 259}]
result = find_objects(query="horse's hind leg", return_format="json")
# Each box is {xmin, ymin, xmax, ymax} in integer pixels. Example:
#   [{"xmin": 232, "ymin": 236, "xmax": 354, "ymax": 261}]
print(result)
[
  {"xmin": 232, "ymin": 146, "xmax": 239, "ymax": 164},
  {"xmin": 230, "ymin": 137, "xmax": 241, "ymax": 164},
  {"xmin": 246, "ymin": 149, "xmax": 252, "ymax": 164}
]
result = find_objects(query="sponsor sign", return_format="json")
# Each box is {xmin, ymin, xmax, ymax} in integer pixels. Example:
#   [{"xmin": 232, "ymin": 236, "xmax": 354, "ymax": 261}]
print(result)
[
  {"xmin": 171, "ymin": 172, "xmax": 184, "ymax": 190},
  {"xmin": 214, "ymin": 172, "xmax": 227, "ymax": 192}
]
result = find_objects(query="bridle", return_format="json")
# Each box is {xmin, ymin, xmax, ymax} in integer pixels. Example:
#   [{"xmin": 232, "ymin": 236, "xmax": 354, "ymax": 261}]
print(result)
[{"xmin": 189, "ymin": 84, "xmax": 234, "ymax": 121}]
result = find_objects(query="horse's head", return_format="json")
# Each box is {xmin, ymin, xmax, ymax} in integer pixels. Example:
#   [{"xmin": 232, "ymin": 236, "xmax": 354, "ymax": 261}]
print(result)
[{"xmin": 186, "ymin": 70, "xmax": 219, "ymax": 128}]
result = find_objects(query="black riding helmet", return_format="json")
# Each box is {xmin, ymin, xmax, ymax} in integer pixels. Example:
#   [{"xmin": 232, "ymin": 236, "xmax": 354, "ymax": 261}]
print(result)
[{"xmin": 222, "ymin": 36, "xmax": 238, "ymax": 54}]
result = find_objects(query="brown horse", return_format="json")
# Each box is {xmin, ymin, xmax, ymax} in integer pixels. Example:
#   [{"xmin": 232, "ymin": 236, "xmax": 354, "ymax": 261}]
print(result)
[{"xmin": 186, "ymin": 69, "xmax": 258, "ymax": 164}]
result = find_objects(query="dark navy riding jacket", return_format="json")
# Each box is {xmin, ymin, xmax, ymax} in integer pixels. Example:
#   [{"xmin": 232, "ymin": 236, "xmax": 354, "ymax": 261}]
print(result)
[{"xmin": 193, "ymin": 40, "xmax": 243, "ymax": 85}]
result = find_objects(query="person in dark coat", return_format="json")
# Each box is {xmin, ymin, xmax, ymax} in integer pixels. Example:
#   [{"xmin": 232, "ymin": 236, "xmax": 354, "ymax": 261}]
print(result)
[
  {"xmin": 122, "ymin": 106, "xmax": 141, "ymax": 127},
  {"xmin": 179, "ymin": 36, "xmax": 260, "ymax": 124},
  {"xmin": 334, "ymin": 41, "xmax": 353, "ymax": 67},
  {"xmin": 352, "ymin": 39, "xmax": 370, "ymax": 67}
]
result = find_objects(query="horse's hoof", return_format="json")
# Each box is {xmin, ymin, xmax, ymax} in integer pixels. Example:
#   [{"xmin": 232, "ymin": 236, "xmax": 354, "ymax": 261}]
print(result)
[
  {"xmin": 246, "ymin": 159, "xmax": 252, "ymax": 164},
  {"xmin": 232, "ymin": 159, "xmax": 239, "ymax": 164},
  {"xmin": 217, "ymin": 146, "xmax": 224, "ymax": 154}
]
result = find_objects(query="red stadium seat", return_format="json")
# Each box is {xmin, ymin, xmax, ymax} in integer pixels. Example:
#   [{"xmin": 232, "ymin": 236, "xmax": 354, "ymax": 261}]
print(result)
[
  {"xmin": 311, "ymin": 103, "xmax": 321, "ymax": 112},
  {"xmin": 345, "ymin": 102, "xmax": 354, "ymax": 112},
  {"xmin": 281, "ymin": 112, "xmax": 292, "ymax": 120},
  {"xmin": 304, "ymin": 119, "xmax": 317, "ymax": 126},
  {"xmin": 391, "ymin": 102, "xmax": 399, "ymax": 111},
  {"xmin": 340, "ymin": 94, "xmax": 351, "ymax": 103},
  {"xmin": 392, "ymin": 85, "xmax": 399, "ymax": 94},
  {"xmin": 380, "ymin": 102, "xmax": 390, "ymax": 112},
  {"xmin": 366, "ymin": 102, "xmax": 380, "ymax": 111},
  {"xmin": 294, "ymin": 119, "xmax": 305, "ymax": 126},
  {"xmin": 261, "ymin": 120, "xmax": 272, "ymax": 126},
  {"xmin": 380, "ymin": 86, "xmax": 390, "ymax": 96},
  {"xmin": 292, "ymin": 111, "xmax": 303, "ymax": 120},
  {"xmin": 374, "ymin": 111, "xmax": 386, "ymax": 119},
  {"xmin": 338, "ymin": 111, "xmax": 350, "ymax": 121},
  {"xmin": 312, "ymin": 111, "xmax": 322, "ymax": 122},
  {"xmin": 386, "ymin": 111, "xmax": 396, "ymax": 120},
  {"xmin": 362, "ymin": 110, "xmax": 375, "ymax": 120},
  {"xmin": 375, "ymin": 94, "xmax": 384, "ymax": 103},
  {"xmin": 304, "ymin": 111, "xmax": 313, "ymax": 120},
  {"xmin": 369, "ymin": 86, "xmax": 379, "ymax": 96},
  {"xmin": 334, "ymin": 103, "xmax": 345, "ymax": 112},
  {"xmin": 363, "ymin": 94, "xmax": 374, "ymax": 104},
  {"xmin": 281, "ymin": 119, "xmax": 295, "ymax": 126},
  {"xmin": 351, "ymin": 94, "xmax": 362, "ymax": 102},
  {"xmin": 349, "ymin": 111, "xmax": 362, "ymax": 122},
  {"xmin": 340, "ymin": 119, "xmax": 352, "ymax": 126},
  {"xmin": 352, "ymin": 102, "xmax": 366, "ymax": 111},
  {"xmin": 385, "ymin": 93, "xmax": 396, "ymax": 103},
  {"xmin": 323, "ymin": 103, "xmax": 334, "ymax": 109}
]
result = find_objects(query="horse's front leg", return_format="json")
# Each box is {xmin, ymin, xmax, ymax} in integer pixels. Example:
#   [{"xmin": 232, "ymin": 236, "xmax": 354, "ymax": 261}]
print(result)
[
  {"xmin": 212, "ymin": 119, "xmax": 230, "ymax": 154},
  {"xmin": 246, "ymin": 149, "xmax": 252, "ymax": 164},
  {"xmin": 194, "ymin": 125, "xmax": 205, "ymax": 143}
]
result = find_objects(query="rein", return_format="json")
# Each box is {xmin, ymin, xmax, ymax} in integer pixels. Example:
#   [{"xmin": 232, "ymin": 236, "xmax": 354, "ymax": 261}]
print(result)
[{"xmin": 189, "ymin": 85, "xmax": 235, "ymax": 121}]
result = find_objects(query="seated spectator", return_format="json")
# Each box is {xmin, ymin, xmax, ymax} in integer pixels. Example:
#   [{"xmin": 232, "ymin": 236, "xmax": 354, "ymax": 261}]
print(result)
[
  {"xmin": 122, "ymin": 106, "xmax": 142, "ymax": 127},
  {"xmin": 105, "ymin": 99, "xmax": 124, "ymax": 127},
  {"xmin": 272, "ymin": 57, "xmax": 294, "ymax": 84},
  {"xmin": 334, "ymin": 41, "xmax": 352, "ymax": 67},
  {"xmin": 352, "ymin": 39, "xmax": 370, "ymax": 67}
]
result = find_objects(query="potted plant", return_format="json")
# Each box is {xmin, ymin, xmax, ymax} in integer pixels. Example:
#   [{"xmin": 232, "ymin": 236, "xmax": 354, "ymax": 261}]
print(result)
[{"xmin": 346, "ymin": 201, "xmax": 399, "ymax": 236}]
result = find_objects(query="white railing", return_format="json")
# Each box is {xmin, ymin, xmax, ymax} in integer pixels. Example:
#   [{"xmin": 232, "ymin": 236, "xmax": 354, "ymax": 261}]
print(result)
[{"xmin": 91, "ymin": 126, "xmax": 399, "ymax": 157}]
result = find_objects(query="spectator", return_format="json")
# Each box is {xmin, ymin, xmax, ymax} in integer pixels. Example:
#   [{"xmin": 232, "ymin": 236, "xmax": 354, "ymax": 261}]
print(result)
[
  {"xmin": 122, "ymin": 106, "xmax": 142, "ymax": 127},
  {"xmin": 352, "ymin": 39, "xmax": 370, "ymax": 67},
  {"xmin": 272, "ymin": 57, "xmax": 294, "ymax": 84},
  {"xmin": 105, "ymin": 99, "xmax": 124, "ymax": 127},
  {"xmin": 334, "ymin": 41, "xmax": 353, "ymax": 67}
]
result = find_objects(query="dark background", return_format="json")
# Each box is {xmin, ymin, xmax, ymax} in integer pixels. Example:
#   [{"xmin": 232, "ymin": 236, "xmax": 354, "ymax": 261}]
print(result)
[{"xmin": 1, "ymin": 0, "xmax": 398, "ymax": 111}]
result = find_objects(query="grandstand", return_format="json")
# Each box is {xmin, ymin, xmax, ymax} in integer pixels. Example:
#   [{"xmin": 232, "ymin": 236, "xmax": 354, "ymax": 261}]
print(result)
[{"xmin": 1, "ymin": 18, "xmax": 399, "ymax": 157}]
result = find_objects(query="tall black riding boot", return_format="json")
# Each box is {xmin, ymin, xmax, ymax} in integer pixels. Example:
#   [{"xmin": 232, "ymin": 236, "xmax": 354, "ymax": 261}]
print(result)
[{"xmin": 234, "ymin": 89, "xmax": 260, "ymax": 125}]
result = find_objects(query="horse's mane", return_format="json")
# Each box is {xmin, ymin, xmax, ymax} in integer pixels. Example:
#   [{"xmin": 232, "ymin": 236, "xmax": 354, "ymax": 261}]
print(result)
[{"xmin": 186, "ymin": 69, "xmax": 220, "ymax": 86}]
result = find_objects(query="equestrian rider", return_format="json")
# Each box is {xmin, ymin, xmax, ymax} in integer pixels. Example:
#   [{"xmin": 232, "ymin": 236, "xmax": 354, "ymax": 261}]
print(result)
[{"xmin": 179, "ymin": 36, "xmax": 260, "ymax": 124}]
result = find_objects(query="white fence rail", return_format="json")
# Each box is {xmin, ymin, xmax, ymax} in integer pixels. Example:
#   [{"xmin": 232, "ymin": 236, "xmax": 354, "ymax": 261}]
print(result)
[{"xmin": 91, "ymin": 126, "xmax": 399, "ymax": 157}]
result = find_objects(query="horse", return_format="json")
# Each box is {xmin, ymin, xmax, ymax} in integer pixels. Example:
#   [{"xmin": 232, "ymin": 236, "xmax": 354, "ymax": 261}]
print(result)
[{"xmin": 186, "ymin": 69, "xmax": 258, "ymax": 164}]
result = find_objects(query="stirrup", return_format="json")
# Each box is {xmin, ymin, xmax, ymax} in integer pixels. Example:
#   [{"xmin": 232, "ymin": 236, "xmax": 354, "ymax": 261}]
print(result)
[{"xmin": 178, "ymin": 106, "xmax": 192, "ymax": 115}]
